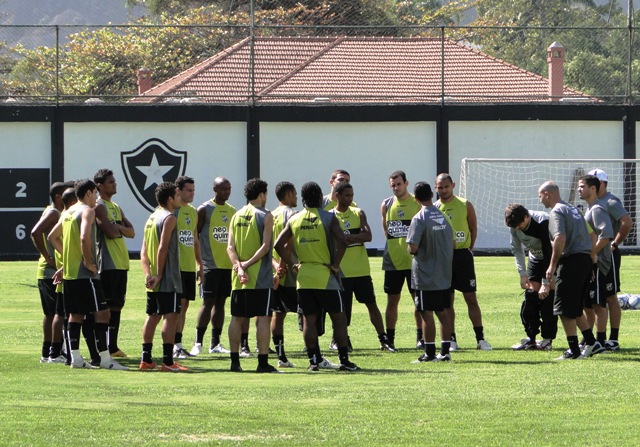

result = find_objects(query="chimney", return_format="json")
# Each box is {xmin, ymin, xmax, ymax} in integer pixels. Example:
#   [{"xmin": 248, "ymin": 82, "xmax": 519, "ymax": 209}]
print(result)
[
  {"xmin": 137, "ymin": 68, "xmax": 153, "ymax": 95},
  {"xmin": 547, "ymin": 42, "xmax": 564, "ymax": 101}
]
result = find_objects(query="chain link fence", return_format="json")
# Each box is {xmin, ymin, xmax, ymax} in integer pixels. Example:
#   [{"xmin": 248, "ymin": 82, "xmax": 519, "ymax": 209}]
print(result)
[{"xmin": 0, "ymin": 0, "xmax": 638, "ymax": 104}]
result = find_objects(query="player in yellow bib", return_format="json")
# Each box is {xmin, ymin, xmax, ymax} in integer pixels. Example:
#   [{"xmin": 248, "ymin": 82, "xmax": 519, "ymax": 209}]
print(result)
[
  {"xmin": 94, "ymin": 169, "xmax": 135, "ymax": 358},
  {"xmin": 435, "ymin": 173, "xmax": 491, "ymax": 351}
]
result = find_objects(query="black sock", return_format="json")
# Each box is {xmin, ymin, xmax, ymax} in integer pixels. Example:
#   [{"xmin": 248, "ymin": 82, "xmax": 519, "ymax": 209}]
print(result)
[
  {"xmin": 175, "ymin": 332, "xmax": 183, "ymax": 345},
  {"xmin": 195, "ymin": 326, "xmax": 206, "ymax": 344},
  {"xmin": 241, "ymin": 333, "xmax": 249, "ymax": 350},
  {"xmin": 162, "ymin": 343, "xmax": 174, "ymax": 366},
  {"xmin": 211, "ymin": 328, "xmax": 222, "ymax": 347},
  {"xmin": 338, "ymin": 346, "xmax": 349, "ymax": 364},
  {"xmin": 581, "ymin": 329, "xmax": 596, "ymax": 346},
  {"xmin": 142, "ymin": 343, "xmax": 153, "ymax": 363},
  {"xmin": 426, "ymin": 342, "xmax": 436, "ymax": 358},
  {"xmin": 473, "ymin": 326, "xmax": 485, "ymax": 342},
  {"xmin": 42, "ymin": 341, "xmax": 52, "ymax": 358},
  {"xmin": 50, "ymin": 342, "xmax": 62, "ymax": 358},
  {"xmin": 94, "ymin": 322, "xmax": 109, "ymax": 353},
  {"xmin": 63, "ymin": 320, "xmax": 71, "ymax": 363},
  {"xmin": 82, "ymin": 318, "xmax": 99, "ymax": 361},
  {"xmin": 609, "ymin": 328, "xmax": 619, "ymax": 341},
  {"xmin": 68, "ymin": 322, "xmax": 82, "ymax": 350},
  {"xmin": 416, "ymin": 328, "xmax": 423, "ymax": 342},
  {"xmin": 230, "ymin": 352, "xmax": 240, "ymax": 368},
  {"xmin": 378, "ymin": 332, "xmax": 389, "ymax": 344},
  {"xmin": 108, "ymin": 310, "xmax": 121, "ymax": 353},
  {"xmin": 387, "ymin": 328, "xmax": 396, "ymax": 344},
  {"xmin": 307, "ymin": 346, "xmax": 321, "ymax": 365},
  {"xmin": 440, "ymin": 341, "xmax": 451, "ymax": 355},
  {"xmin": 596, "ymin": 331, "xmax": 606, "ymax": 345},
  {"xmin": 568, "ymin": 335, "xmax": 580, "ymax": 355},
  {"xmin": 450, "ymin": 332, "xmax": 457, "ymax": 342},
  {"xmin": 273, "ymin": 335, "xmax": 286, "ymax": 361},
  {"xmin": 258, "ymin": 353, "xmax": 269, "ymax": 367}
]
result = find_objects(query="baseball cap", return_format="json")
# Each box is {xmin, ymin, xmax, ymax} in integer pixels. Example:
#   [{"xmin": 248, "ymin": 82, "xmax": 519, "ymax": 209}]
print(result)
[{"xmin": 588, "ymin": 168, "xmax": 608, "ymax": 182}]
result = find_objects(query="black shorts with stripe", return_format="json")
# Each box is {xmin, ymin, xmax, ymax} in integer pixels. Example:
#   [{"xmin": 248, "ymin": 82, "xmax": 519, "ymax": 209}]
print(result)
[
  {"xmin": 230, "ymin": 289, "xmax": 273, "ymax": 318},
  {"xmin": 63, "ymin": 278, "xmax": 108, "ymax": 315}
]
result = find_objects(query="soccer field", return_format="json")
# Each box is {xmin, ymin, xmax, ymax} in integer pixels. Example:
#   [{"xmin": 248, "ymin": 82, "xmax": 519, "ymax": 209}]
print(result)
[{"xmin": 3, "ymin": 257, "xmax": 640, "ymax": 447}]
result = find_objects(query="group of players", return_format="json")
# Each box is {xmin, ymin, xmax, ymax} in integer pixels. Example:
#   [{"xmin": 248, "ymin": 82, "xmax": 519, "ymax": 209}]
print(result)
[
  {"xmin": 505, "ymin": 169, "xmax": 631, "ymax": 360},
  {"xmin": 31, "ymin": 166, "xmax": 505, "ymax": 372}
]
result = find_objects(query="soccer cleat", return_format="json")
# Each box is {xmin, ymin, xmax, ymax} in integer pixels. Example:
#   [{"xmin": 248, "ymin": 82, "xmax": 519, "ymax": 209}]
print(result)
[
  {"xmin": 100, "ymin": 359, "xmax": 129, "ymax": 370},
  {"xmin": 110, "ymin": 350, "xmax": 127, "ymax": 358},
  {"xmin": 449, "ymin": 341, "xmax": 458, "ymax": 351},
  {"xmin": 71, "ymin": 358, "xmax": 97, "ymax": 369},
  {"xmin": 308, "ymin": 364, "xmax": 320, "ymax": 372},
  {"xmin": 554, "ymin": 349, "xmax": 582, "ymax": 360},
  {"xmin": 339, "ymin": 361, "xmax": 360, "ymax": 371},
  {"xmin": 381, "ymin": 342, "xmax": 396, "ymax": 353},
  {"xmin": 189, "ymin": 343, "xmax": 203, "ymax": 356},
  {"xmin": 90, "ymin": 358, "xmax": 102, "ymax": 367},
  {"xmin": 161, "ymin": 361, "xmax": 189, "ymax": 372},
  {"xmin": 48, "ymin": 355, "xmax": 67, "ymax": 363},
  {"xmin": 416, "ymin": 340, "xmax": 426, "ymax": 349},
  {"xmin": 209, "ymin": 343, "xmax": 230, "ymax": 354},
  {"xmin": 277, "ymin": 359, "xmax": 295, "ymax": 368},
  {"xmin": 256, "ymin": 363, "xmax": 281, "ymax": 373},
  {"xmin": 328, "ymin": 339, "xmax": 338, "ymax": 351},
  {"xmin": 173, "ymin": 347, "xmax": 193, "ymax": 359},
  {"xmin": 512, "ymin": 338, "xmax": 537, "ymax": 350},
  {"xmin": 605, "ymin": 340, "xmax": 620, "ymax": 351},
  {"xmin": 139, "ymin": 361, "xmax": 157, "ymax": 370},
  {"xmin": 582, "ymin": 341, "xmax": 605, "ymax": 358},
  {"xmin": 240, "ymin": 346, "xmax": 252, "ymax": 358},
  {"xmin": 40, "ymin": 356, "xmax": 49, "ymax": 363},
  {"xmin": 436, "ymin": 353, "xmax": 451, "ymax": 361},
  {"xmin": 317, "ymin": 357, "xmax": 339, "ymax": 369},
  {"xmin": 411, "ymin": 353, "xmax": 438, "ymax": 363},
  {"xmin": 477, "ymin": 340, "xmax": 492, "ymax": 351},
  {"xmin": 537, "ymin": 339, "xmax": 553, "ymax": 351},
  {"xmin": 230, "ymin": 363, "xmax": 243, "ymax": 372}
]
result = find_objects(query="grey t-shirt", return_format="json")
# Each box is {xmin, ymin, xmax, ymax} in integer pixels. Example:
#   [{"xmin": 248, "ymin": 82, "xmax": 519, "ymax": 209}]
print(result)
[
  {"xmin": 406, "ymin": 205, "xmax": 453, "ymax": 291},
  {"xmin": 548, "ymin": 201, "xmax": 591, "ymax": 257},
  {"xmin": 600, "ymin": 192, "xmax": 628, "ymax": 236},
  {"xmin": 585, "ymin": 202, "xmax": 614, "ymax": 274}
]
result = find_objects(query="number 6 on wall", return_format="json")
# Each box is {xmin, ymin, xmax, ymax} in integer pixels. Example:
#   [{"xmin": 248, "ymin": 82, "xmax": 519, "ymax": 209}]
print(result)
[{"xmin": 15, "ymin": 224, "xmax": 26, "ymax": 240}]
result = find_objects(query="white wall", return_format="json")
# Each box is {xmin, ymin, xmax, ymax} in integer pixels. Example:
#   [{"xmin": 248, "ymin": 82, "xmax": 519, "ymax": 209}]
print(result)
[
  {"xmin": 0, "ymin": 122, "xmax": 51, "ymax": 169},
  {"xmin": 64, "ymin": 122, "xmax": 247, "ymax": 251},
  {"xmin": 260, "ymin": 122, "xmax": 438, "ymax": 250}
]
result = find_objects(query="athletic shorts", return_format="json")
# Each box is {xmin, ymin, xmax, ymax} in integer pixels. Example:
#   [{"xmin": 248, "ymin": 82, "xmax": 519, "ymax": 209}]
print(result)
[
  {"xmin": 179, "ymin": 271, "xmax": 197, "ymax": 301},
  {"xmin": 298, "ymin": 289, "xmax": 345, "ymax": 316},
  {"xmin": 451, "ymin": 249, "xmax": 477, "ymax": 293},
  {"xmin": 38, "ymin": 278, "xmax": 57, "ymax": 316},
  {"xmin": 200, "ymin": 269, "xmax": 232, "ymax": 300},
  {"xmin": 100, "ymin": 269, "xmax": 128, "ymax": 307},
  {"xmin": 274, "ymin": 286, "xmax": 298, "ymax": 313},
  {"xmin": 230, "ymin": 289, "xmax": 273, "ymax": 318},
  {"xmin": 586, "ymin": 267, "xmax": 616, "ymax": 308},
  {"xmin": 553, "ymin": 253, "xmax": 591, "ymax": 318},
  {"xmin": 63, "ymin": 278, "xmax": 108, "ymax": 315},
  {"xmin": 383, "ymin": 269, "xmax": 414, "ymax": 295},
  {"xmin": 414, "ymin": 289, "xmax": 451, "ymax": 312},
  {"xmin": 527, "ymin": 258, "xmax": 547, "ymax": 285},
  {"xmin": 612, "ymin": 248, "xmax": 621, "ymax": 293},
  {"xmin": 146, "ymin": 291, "xmax": 181, "ymax": 315},
  {"xmin": 342, "ymin": 276, "xmax": 376, "ymax": 304}
]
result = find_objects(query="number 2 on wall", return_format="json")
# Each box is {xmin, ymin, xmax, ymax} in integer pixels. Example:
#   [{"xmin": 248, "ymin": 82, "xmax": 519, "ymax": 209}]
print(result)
[{"xmin": 15, "ymin": 182, "xmax": 27, "ymax": 198}]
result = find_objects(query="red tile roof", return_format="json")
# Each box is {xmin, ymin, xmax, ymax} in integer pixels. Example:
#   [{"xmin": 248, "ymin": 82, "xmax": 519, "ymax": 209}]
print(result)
[{"xmin": 131, "ymin": 36, "xmax": 590, "ymax": 104}]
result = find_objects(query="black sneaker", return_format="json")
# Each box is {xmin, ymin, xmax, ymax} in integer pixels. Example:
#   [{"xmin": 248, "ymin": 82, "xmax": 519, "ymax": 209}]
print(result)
[
  {"xmin": 555, "ymin": 349, "xmax": 581, "ymax": 360},
  {"xmin": 339, "ymin": 361, "xmax": 360, "ymax": 371},
  {"xmin": 308, "ymin": 363, "xmax": 320, "ymax": 372},
  {"xmin": 416, "ymin": 339, "xmax": 426, "ymax": 349},
  {"xmin": 256, "ymin": 363, "xmax": 280, "ymax": 373},
  {"xmin": 381, "ymin": 342, "xmax": 396, "ymax": 353},
  {"xmin": 411, "ymin": 353, "xmax": 437, "ymax": 363},
  {"xmin": 90, "ymin": 358, "xmax": 101, "ymax": 367},
  {"xmin": 605, "ymin": 340, "xmax": 620, "ymax": 351},
  {"xmin": 230, "ymin": 363, "xmax": 243, "ymax": 372}
]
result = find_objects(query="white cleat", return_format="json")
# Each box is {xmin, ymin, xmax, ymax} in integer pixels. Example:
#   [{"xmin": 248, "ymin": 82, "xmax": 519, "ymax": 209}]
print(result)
[
  {"xmin": 477, "ymin": 340, "xmax": 492, "ymax": 351},
  {"xmin": 100, "ymin": 359, "xmax": 129, "ymax": 370},
  {"xmin": 210, "ymin": 343, "xmax": 231, "ymax": 354},
  {"xmin": 277, "ymin": 359, "xmax": 295, "ymax": 368},
  {"xmin": 190, "ymin": 343, "xmax": 203, "ymax": 356},
  {"xmin": 317, "ymin": 357, "xmax": 339, "ymax": 369}
]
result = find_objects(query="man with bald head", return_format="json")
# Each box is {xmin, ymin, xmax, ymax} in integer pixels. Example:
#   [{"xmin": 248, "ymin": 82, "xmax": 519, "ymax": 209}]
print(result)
[
  {"xmin": 190, "ymin": 176, "xmax": 236, "ymax": 356},
  {"xmin": 538, "ymin": 181, "xmax": 599, "ymax": 359}
]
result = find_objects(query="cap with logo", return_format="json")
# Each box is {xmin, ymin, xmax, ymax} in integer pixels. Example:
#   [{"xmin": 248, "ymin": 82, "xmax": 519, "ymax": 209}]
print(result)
[{"xmin": 588, "ymin": 168, "xmax": 608, "ymax": 182}]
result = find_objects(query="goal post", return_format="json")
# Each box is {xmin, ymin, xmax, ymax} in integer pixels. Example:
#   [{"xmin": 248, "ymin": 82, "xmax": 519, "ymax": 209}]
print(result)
[{"xmin": 459, "ymin": 158, "xmax": 638, "ymax": 250}]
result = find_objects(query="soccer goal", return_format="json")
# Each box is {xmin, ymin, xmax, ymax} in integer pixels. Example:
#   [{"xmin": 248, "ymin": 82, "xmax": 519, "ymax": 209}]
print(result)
[{"xmin": 459, "ymin": 158, "xmax": 638, "ymax": 250}]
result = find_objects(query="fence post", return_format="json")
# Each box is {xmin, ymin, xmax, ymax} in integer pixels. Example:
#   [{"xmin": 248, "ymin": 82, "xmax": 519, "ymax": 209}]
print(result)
[{"xmin": 55, "ymin": 25, "xmax": 59, "ymax": 106}]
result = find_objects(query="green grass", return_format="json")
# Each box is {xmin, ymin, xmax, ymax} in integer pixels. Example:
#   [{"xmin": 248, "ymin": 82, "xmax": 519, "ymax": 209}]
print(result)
[{"xmin": 3, "ymin": 257, "xmax": 640, "ymax": 446}]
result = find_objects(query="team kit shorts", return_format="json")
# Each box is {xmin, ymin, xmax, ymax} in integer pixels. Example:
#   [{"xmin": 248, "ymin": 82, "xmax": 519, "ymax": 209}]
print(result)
[
  {"xmin": 200, "ymin": 269, "xmax": 232, "ymax": 300},
  {"xmin": 383, "ymin": 269, "xmax": 414, "ymax": 295},
  {"xmin": 297, "ymin": 289, "xmax": 345, "ymax": 316},
  {"xmin": 38, "ymin": 278, "xmax": 63, "ymax": 316},
  {"xmin": 274, "ymin": 286, "xmax": 298, "ymax": 313},
  {"xmin": 100, "ymin": 269, "xmax": 128, "ymax": 307},
  {"xmin": 63, "ymin": 278, "xmax": 109, "ymax": 315},
  {"xmin": 586, "ymin": 267, "xmax": 616, "ymax": 309},
  {"xmin": 451, "ymin": 249, "xmax": 477, "ymax": 293},
  {"xmin": 342, "ymin": 276, "xmax": 377, "ymax": 304},
  {"xmin": 146, "ymin": 291, "xmax": 181, "ymax": 315},
  {"xmin": 230, "ymin": 289, "xmax": 273, "ymax": 318},
  {"xmin": 179, "ymin": 271, "xmax": 197, "ymax": 301},
  {"xmin": 414, "ymin": 289, "xmax": 452, "ymax": 312},
  {"xmin": 553, "ymin": 253, "xmax": 592, "ymax": 318}
]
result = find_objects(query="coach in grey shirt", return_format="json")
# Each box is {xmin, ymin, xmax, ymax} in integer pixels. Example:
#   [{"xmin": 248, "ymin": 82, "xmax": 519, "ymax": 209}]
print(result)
[{"xmin": 406, "ymin": 182, "xmax": 454, "ymax": 363}]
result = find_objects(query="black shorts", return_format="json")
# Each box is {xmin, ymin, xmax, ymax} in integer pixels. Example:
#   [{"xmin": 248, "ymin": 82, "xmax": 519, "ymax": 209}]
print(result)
[
  {"xmin": 587, "ymin": 267, "xmax": 616, "ymax": 308},
  {"xmin": 383, "ymin": 270, "xmax": 414, "ymax": 295},
  {"xmin": 38, "ymin": 278, "xmax": 57, "ymax": 316},
  {"xmin": 274, "ymin": 286, "xmax": 298, "ymax": 313},
  {"xmin": 201, "ymin": 269, "xmax": 232, "ymax": 300},
  {"xmin": 230, "ymin": 289, "xmax": 273, "ymax": 318},
  {"xmin": 342, "ymin": 276, "xmax": 376, "ymax": 304},
  {"xmin": 414, "ymin": 289, "xmax": 451, "ymax": 312},
  {"xmin": 553, "ymin": 253, "xmax": 591, "ymax": 318},
  {"xmin": 146, "ymin": 291, "xmax": 181, "ymax": 315},
  {"xmin": 298, "ymin": 289, "xmax": 345, "ymax": 316},
  {"xmin": 63, "ymin": 278, "xmax": 108, "ymax": 315},
  {"xmin": 100, "ymin": 269, "xmax": 128, "ymax": 307},
  {"xmin": 527, "ymin": 258, "xmax": 547, "ymax": 284},
  {"xmin": 179, "ymin": 271, "xmax": 197, "ymax": 301},
  {"xmin": 451, "ymin": 249, "xmax": 476, "ymax": 293}
]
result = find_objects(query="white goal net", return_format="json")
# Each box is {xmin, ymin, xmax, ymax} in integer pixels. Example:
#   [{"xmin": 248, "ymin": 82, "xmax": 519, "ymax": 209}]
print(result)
[{"xmin": 459, "ymin": 158, "xmax": 638, "ymax": 250}]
